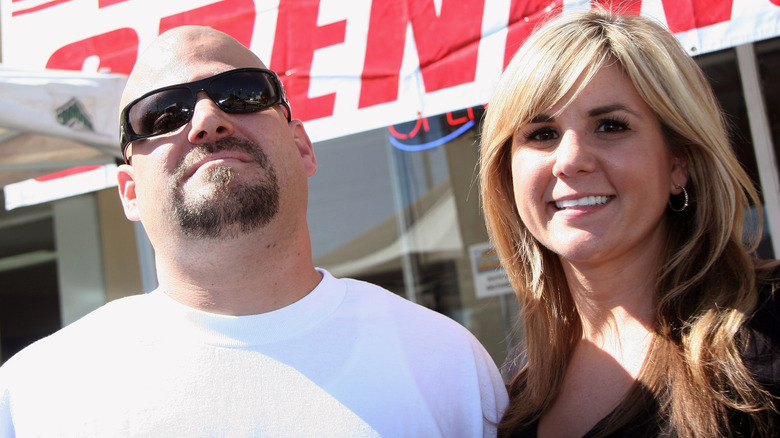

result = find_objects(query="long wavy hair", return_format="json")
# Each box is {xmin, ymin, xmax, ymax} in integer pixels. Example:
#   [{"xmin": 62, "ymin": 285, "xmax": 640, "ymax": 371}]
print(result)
[{"xmin": 479, "ymin": 8, "xmax": 777, "ymax": 437}]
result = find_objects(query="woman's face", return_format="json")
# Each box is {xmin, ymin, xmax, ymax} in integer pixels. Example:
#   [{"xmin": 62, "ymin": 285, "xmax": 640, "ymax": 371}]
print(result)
[{"xmin": 510, "ymin": 64, "xmax": 688, "ymax": 271}]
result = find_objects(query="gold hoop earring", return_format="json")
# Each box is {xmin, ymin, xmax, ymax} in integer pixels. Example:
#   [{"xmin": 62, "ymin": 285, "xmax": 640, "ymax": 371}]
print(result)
[{"xmin": 669, "ymin": 184, "xmax": 689, "ymax": 212}]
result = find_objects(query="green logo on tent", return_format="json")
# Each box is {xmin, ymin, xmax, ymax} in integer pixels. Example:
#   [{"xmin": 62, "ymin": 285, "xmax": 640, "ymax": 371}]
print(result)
[{"xmin": 56, "ymin": 98, "xmax": 94, "ymax": 132}]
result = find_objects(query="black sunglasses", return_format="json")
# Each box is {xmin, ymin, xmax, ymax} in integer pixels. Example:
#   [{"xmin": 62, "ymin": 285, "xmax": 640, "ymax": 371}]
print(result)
[{"xmin": 120, "ymin": 68, "xmax": 291, "ymax": 162}]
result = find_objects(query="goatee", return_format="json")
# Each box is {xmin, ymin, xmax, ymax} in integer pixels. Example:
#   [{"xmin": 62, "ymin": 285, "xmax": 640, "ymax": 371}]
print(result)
[{"xmin": 168, "ymin": 137, "xmax": 280, "ymax": 239}]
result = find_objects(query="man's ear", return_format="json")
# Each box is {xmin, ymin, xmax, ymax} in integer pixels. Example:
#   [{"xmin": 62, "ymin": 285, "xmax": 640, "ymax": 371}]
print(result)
[
  {"xmin": 290, "ymin": 120, "xmax": 317, "ymax": 177},
  {"xmin": 116, "ymin": 164, "xmax": 141, "ymax": 222}
]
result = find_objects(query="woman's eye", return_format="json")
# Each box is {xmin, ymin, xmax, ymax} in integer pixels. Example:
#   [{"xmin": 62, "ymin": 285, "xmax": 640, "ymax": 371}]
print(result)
[
  {"xmin": 527, "ymin": 128, "xmax": 559, "ymax": 142},
  {"xmin": 596, "ymin": 117, "xmax": 630, "ymax": 133}
]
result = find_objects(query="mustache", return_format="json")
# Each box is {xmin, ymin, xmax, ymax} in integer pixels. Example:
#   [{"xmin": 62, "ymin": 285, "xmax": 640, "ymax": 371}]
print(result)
[{"xmin": 173, "ymin": 137, "xmax": 269, "ymax": 176}]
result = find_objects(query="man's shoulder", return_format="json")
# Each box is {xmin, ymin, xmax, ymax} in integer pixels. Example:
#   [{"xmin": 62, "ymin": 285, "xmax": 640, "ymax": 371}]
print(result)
[
  {"xmin": 1, "ymin": 293, "xmax": 151, "ymax": 369},
  {"xmin": 333, "ymin": 275, "xmax": 477, "ymax": 340},
  {"xmin": 49, "ymin": 292, "xmax": 151, "ymax": 335},
  {"xmin": 339, "ymin": 276, "xmax": 448, "ymax": 312}
]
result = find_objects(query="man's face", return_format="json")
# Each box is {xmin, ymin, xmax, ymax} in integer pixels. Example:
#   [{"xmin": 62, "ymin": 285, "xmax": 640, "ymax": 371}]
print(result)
[{"xmin": 116, "ymin": 27, "xmax": 316, "ymax": 241}]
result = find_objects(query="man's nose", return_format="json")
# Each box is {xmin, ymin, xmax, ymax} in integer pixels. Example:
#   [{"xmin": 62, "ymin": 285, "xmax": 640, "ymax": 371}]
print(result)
[{"xmin": 187, "ymin": 92, "xmax": 235, "ymax": 144}]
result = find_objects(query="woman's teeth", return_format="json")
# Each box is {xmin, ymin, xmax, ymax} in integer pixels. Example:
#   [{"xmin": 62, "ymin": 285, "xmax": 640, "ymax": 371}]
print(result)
[{"xmin": 555, "ymin": 195, "xmax": 611, "ymax": 209}]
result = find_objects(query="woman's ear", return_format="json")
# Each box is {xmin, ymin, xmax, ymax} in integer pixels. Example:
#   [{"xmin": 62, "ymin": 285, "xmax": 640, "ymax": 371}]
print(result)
[
  {"xmin": 116, "ymin": 164, "xmax": 141, "ymax": 221},
  {"xmin": 671, "ymin": 155, "xmax": 689, "ymax": 193}
]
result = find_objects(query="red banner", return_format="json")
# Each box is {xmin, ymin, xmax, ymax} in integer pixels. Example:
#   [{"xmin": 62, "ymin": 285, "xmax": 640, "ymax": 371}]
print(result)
[{"xmin": 3, "ymin": 0, "xmax": 780, "ymax": 143}]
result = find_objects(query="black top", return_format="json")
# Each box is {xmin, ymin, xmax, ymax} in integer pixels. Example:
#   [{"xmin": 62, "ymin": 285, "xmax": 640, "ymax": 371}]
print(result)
[{"xmin": 505, "ymin": 280, "xmax": 780, "ymax": 437}]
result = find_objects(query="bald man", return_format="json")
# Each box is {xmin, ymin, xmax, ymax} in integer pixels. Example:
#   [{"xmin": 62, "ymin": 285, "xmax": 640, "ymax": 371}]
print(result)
[{"xmin": 0, "ymin": 26, "xmax": 507, "ymax": 437}]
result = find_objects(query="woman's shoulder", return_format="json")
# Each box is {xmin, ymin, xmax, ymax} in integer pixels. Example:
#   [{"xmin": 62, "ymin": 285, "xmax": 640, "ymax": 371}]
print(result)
[
  {"xmin": 749, "ymin": 262, "xmax": 780, "ymax": 338},
  {"xmin": 741, "ymin": 263, "xmax": 780, "ymax": 395}
]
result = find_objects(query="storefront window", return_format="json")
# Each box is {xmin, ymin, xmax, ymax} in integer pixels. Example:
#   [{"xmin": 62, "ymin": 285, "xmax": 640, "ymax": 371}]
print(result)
[
  {"xmin": 696, "ymin": 48, "xmax": 775, "ymax": 258},
  {"xmin": 308, "ymin": 106, "xmax": 515, "ymax": 364},
  {"xmin": 307, "ymin": 42, "xmax": 780, "ymax": 365},
  {"xmin": 0, "ymin": 201, "xmax": 60, "ymax": 364},
  {"xmin": 756, "ymin": 36, "xmax": 780, "ymax": 197}
]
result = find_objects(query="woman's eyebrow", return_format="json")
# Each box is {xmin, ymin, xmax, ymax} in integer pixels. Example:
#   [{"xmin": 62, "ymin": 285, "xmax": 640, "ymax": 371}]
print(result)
[
  {"xmin": 528, "ymin": 104, "xmax": 641, "ymax": 124},
  {"xmin": 588, "ymin": 103, "xmax": 639, "ymax": 117},
  {"xmin": 529, "ymin": 114, "xmax": 554, "ymax": 123}
]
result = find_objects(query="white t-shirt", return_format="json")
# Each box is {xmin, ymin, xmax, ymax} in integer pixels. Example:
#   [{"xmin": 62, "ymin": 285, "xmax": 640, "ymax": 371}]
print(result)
[{"xmin": 0, "ymin": 269, "xmax": 508, "ymax": 437}]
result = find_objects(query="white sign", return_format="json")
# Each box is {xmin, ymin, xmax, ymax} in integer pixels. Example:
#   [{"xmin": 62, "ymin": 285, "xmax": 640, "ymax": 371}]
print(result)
[{"xmin": 469, "ymin": 241, "xmax": 513, "ymax": 299}]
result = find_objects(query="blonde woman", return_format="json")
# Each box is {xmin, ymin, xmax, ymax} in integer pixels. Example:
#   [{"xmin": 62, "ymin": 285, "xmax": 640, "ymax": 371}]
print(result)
[{"xmin": 480, "ymin": 8, "xmax": 780, "ymax": 437}]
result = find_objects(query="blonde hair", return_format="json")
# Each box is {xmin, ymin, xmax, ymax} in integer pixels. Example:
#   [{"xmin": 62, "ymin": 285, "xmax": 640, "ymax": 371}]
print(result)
[{"xmin": 479, "ymin": 8, "xmax": 777, "ymax": 437}]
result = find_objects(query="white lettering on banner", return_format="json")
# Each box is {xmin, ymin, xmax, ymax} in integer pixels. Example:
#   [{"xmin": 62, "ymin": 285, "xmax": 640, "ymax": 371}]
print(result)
[{"xmin": 2, "ymin": 0, "xmax": 780, "ymax": 146}]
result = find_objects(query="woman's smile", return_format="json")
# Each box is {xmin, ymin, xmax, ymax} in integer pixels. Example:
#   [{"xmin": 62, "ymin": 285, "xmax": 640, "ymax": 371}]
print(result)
[{"xmin": 554, "ymin": 195, "xmax": 613, "ymax": 210}]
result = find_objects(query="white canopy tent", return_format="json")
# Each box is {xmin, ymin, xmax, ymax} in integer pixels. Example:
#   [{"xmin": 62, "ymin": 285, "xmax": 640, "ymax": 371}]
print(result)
[{"xmin": 0, "ymin": 65, "xmax": 127, "ymax": 209}]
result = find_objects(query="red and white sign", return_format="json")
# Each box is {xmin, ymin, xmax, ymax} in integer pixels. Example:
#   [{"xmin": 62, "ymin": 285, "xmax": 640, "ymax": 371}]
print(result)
[
  {"xmin": 4, "ymin": 0, "xmax": 780, "ymax": 145},
  {"xmin": 4, "ymin": 164, "xmax": 118, "ymax": 210}
]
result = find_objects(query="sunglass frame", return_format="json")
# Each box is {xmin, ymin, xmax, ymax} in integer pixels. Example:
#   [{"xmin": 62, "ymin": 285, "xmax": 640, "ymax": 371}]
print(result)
[{"xmin": 119, "ymin": 68, "xmax": 291, "ymax": 163}]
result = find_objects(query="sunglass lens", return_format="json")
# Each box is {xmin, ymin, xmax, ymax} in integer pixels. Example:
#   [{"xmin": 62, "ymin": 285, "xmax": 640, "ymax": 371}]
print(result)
[
  {"xmin": 211, "ymin": 71, "xmax": 279, "ymax": 112},
  {"xmin": 128, "ymin": 88, "xmax": 194, "ymax": 137}
]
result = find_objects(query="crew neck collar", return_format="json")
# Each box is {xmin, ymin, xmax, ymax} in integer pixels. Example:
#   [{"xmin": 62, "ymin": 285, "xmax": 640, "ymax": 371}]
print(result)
[{"xmin": 150, "ymin": 268, "xmax": 343, "ymax": 347}]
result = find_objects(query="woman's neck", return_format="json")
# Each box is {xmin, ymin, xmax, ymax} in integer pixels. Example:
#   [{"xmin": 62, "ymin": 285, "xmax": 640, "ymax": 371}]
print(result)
[{"xmin": 562, "ymin": 256, "xmax": 657, "ymax": 376}]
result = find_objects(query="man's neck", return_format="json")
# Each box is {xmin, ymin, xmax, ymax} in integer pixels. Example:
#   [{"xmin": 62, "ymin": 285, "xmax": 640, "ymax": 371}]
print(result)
[{"xmin": 152, "ymin": 226, "xmax": 322, "ymax": 316}]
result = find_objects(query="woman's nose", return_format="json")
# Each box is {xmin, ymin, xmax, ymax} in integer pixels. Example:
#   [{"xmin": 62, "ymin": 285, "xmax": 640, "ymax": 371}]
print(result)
[{"xmin": 551, "ymin": 130, "xmax": 596, "ymax": 177}]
